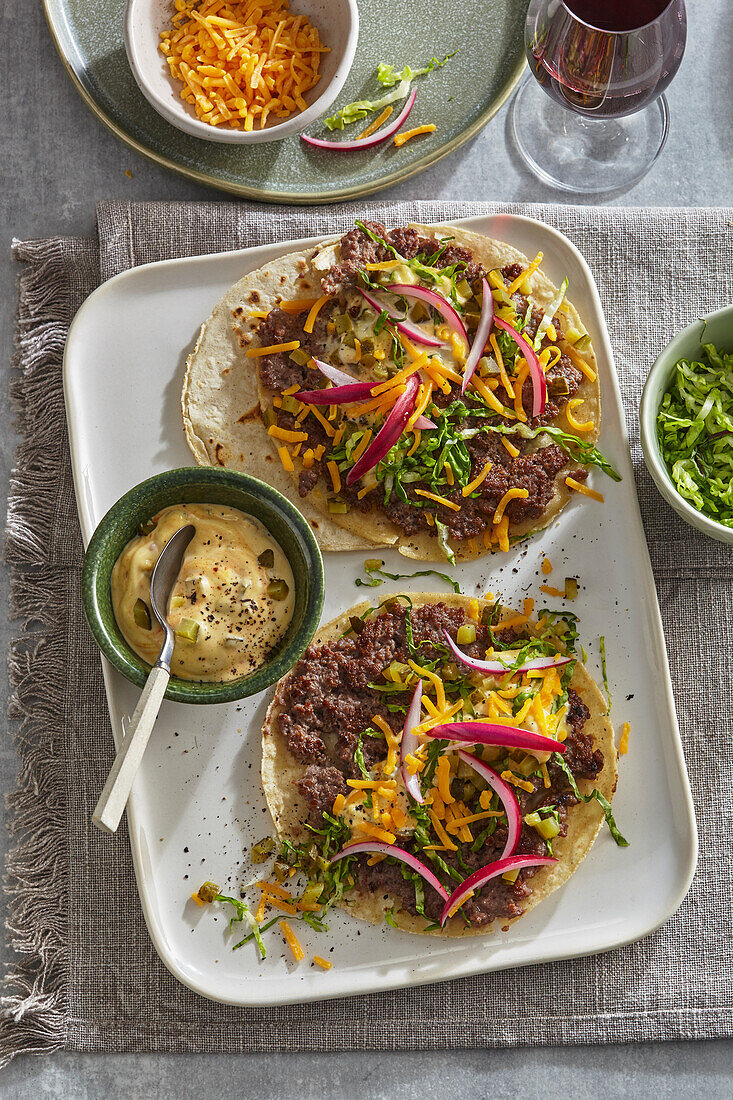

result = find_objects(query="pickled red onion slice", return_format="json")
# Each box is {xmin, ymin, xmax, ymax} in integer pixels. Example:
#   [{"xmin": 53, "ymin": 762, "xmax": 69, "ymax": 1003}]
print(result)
[
  {"xmin": 330, "ymin": 841, "xmax": 450, "ymax": 901},
  {"xmin": 301, "ymin": 89, "xmax": 417, "ymax": 151},
  {"xmin": 401, "ymin": 680, "xmax": 424, "ymax": 804},
  {"xmin": 386, "ymin": 284, "xmax": 469, "ymax": 346},
  {"xmin": 442, "ymin": 629, "xmax": 572, "ymax": 676},
  {"xmin": 457, "ymin": 750, "xmax": 520, "ymax": 859},
  {"xmin": 493, "ymin": 316, "xmax": 546, "ymax": 418},
  {"xmin": 346, "ymin": 373, "xmax": 420, "ymax": 484},
  {"xmin": 461, "ymin": 277, "xmax": 494, "ymax": 393},
  {"xmin": 359, "ymin": 288, "xmax": 442, "ymax": 347},
  {"xmin": 440, "ymin": 854, "xmax": 557, "ymax": 925},
  {"xmin": 425, "ymin": 722, "xmax": 566, "ymax": 754}
]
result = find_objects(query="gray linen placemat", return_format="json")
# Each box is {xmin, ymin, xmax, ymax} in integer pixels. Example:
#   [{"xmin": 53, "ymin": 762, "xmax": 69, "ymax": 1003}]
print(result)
[{"xmin": 2, "ymin": 201, "xmax": 732, "ymax": 1066}]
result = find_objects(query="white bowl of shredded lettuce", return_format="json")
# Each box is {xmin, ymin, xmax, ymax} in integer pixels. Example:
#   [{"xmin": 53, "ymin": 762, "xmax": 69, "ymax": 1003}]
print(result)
[{"xmin": 640, "ymin": 304, "xmax": 733, "ymax": 543}]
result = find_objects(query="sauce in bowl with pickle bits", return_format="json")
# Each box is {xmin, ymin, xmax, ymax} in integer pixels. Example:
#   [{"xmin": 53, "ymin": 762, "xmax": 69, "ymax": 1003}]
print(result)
[{"xmin": 111, "ymin": 504, "xmax": 294, "ymax": 681}]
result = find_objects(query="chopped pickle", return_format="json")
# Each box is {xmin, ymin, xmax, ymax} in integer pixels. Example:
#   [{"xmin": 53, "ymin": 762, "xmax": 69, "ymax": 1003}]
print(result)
[
  {"xmin": 263, "ymin": 406, "xmax": 277, "ymax": 429},
  {"xmin": 460, "ymin": 781, "xmax": 476, "ymax": 802},
  {"xmin": 342, "ymin": 333, "xmax": 356, "ymax": 349},
  {"xmin": 288, "ymin": 347, "xmax": 310, "ymax": 366},
  {"xmin": 133, "ymin": 598, "xmax": 152, "ymax": 630},
  {"xmin": 385, "ymin": 660, "xmax": 410, "ymax": 680},
  {"xmin": 328, "ymin": 499, "xmax": 350, "ymax": 514},
  {"xmin": 517, "ymin": 754, "xmax": 538, "ymax": 777},
  {"xmin": 364, "ymin": 558, "xmax": 384, "ymax": 570},
  {"xmin": 411, "ymin": 300, "xmax": 431, "ymax": 322},
  {"xmin": 197, "ymin": 881, "xmax": 220, "ymax": 903},
  {"xmin": 280, "ymin": 394, "xmax": 301, "ymax": 414},
  {"xmin": 266, "ymin": 578, "xmax": 290, "ymax": 601},
  {"xmin": 478, "ymin": 355, "xmax": 500, "ymax": 375},
  {"xmin": 465, "ymin": 311, "xmax": 482, "ymax": 329},
  {"xmin": 572, "ymin": 332, "xmax": 592, "ymax": 351},
  {"xmin": 257, "ymin": 548, "xmax": 275, "ymax": 568},
  {"xmin": 300, "ymin": 882, "xmax": 324, "ymax": 907},
  {"xmin": 549, "ymin": 376, "xmax": 570, "ymax": 396},
  {"xmin": 175, "ymin": 618, "xmax": 200, "ymax": 643},
  {"xmin": 272, "ymin": 857, "xmax": 290, "ymax": 882},
  {"xmin": 523, "ymin": 811, "xmax": 542, "ymax": 828},
  {"xmin": 455, "ymin": 278, "xmax": 473, "ymax": 299},
  {"xmin": 456, "ymin": 623, "xmax": 477, "ymax": 646},
  {"xmin": 169, "ymin": 595, "xmax": 186, "ymax": 609},
  {"xmin": 334, "ymin": 313, "xmax": 352, "ymax": 335},
  {"xmin": 564, "ymin": 577, "xmax": 579, "ymax": 600},
  {"xmin": 489, "ymin": 270, "xmax": 513, "ymax": 305},
  {"xmin": 360, "ymin": 338, "xmax": 374, "ymax": 354},
  {"xmin": 502, "ymin": 868, "xmax": 520, "ymax": 883},
  {"xmin": 250, "ymin": 836, "xmax": 276, "ymax": 864},
  {"xmin": 349, "ymin": 614, "xmax": 366, "ymax": 634},
  {"xmin": 536, "ymin": 817, "xmax": 561, "ymax": 841},
  {"xmin": 137, "ymin": 518, "xmax": 156, "ymax": 537},
  {"xmin": 372, "ymin": 362, "xmax": 389, "ymax": 379},
  {"xmin": 361, "ymin": 354, "xmax": 377, "ymax": 370}
]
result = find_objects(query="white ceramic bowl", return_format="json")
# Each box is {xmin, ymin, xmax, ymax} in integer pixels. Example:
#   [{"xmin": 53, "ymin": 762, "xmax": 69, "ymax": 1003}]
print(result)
[
  {"xmin": 124, "ymin": 0, "xmax": 359, "ymax": 143},
  {"xmin": 639, "ymin": 303, "xmax": 733, "ymax": 545}
]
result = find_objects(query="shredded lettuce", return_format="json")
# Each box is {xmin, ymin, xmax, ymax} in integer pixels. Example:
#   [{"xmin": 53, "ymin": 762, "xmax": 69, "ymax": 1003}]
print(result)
[
  {"xmin": 656, "ymin": 341, "xmax": 733, "ymax": 527},
  {"xmin": 533, "ymin": 277, "xmax": 568, "ymax": 350},
  {"xmin": 435, "ymin": 519, "xmax": 456, "ymax": 565},
  {"xmin": 215, "ymin": 894, "xmax": 268, "ymax": 958},
  {"xmin": 324, "ymin": 53, "xmax": 456, "ymax": 130},
  {"xmin": 356, "ymin": 559, "xmax": 460, "ymax": 592},
  {"xmin": 552, "ymin": 754, "xmax": 629, "ymax": 847}
]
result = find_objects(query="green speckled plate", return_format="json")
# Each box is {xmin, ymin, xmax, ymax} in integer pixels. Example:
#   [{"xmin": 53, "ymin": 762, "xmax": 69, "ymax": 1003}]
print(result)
[{"xmin": 43, "ymin": 0, "xmax": 526, "ymax": 203}]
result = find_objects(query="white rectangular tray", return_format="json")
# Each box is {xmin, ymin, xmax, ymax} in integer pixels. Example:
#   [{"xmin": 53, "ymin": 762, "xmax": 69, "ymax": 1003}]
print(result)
[{"xmin": 63, "ymin": 215, "xmax": 697, "ymax": 1006}]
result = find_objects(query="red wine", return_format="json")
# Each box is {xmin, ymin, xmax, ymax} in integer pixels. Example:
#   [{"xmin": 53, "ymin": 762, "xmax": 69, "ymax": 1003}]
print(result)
[
  {"xmin": 527, "ymin": 0, "xmax": 686, "ymax": 118},
  {"xmin": 564, "ymin": 0, "xmax": 673, "ymax": 33}
]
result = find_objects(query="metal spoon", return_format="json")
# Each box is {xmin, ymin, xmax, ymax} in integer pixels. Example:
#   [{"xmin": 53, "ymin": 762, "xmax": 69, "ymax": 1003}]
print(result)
[{"xmin": 93, "ymin": 524, "xmax": 196, "ymax": 834}]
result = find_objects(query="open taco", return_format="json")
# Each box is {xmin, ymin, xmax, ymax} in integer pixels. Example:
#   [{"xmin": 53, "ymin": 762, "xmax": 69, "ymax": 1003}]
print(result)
[
  {"xmin": 261, "ymin": 593, "xmax": 623, "ymax": 936},
  {"xmin": 183, "ymin": 220, "xmax": 619, "ymax": 562}
]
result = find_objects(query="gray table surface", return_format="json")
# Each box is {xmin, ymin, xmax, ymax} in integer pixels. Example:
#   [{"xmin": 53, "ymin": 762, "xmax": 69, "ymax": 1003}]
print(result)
[{"xmin": 1, "ymin": 2, "xmax": 731, "ymax": 1096}]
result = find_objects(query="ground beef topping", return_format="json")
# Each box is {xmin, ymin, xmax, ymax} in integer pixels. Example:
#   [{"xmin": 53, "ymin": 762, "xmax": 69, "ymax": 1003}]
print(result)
[
  {"xmin": 321, "ymin": 221, "xmax": 485, "ymax": 296},
  {"xmin": 275, "ymin": 601, "xmax": 603, "ymax": 928},
  {"xmin": 255, "ymin": 226, "xmax": 595, "ymax": 544}
]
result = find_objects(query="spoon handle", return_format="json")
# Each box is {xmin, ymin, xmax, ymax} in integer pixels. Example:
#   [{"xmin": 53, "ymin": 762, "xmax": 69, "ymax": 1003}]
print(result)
[{"xmin": 92, "ymin": 664, "xmax": 170, "ymax": 834}]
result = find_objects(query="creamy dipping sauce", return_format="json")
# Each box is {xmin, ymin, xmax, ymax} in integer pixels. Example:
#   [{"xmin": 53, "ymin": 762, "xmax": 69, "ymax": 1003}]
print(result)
[{"xmin": 111, "ymin": 504, "xmax": 295, "ymax": 682}]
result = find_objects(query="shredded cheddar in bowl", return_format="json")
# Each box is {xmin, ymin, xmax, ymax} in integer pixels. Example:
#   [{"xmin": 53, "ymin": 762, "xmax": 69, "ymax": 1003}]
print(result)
[{"xmin": 159, "ymin": 0, "xmax": 329, "ymax": 131}]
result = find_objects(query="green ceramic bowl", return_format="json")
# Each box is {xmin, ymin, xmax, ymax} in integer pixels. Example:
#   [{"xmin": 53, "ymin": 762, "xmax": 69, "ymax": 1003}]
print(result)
[
  {"xmin": 639, "ymin": 303, "xmax": 733, "ymax": 545},
  {"xmin": 81, "ymin": 467, "xmax": 324, "ymax": 703}
]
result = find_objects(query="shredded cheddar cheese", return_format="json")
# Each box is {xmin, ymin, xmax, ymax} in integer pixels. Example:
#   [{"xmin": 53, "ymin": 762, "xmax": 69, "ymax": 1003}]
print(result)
[
  {"xmin": 393, "ymin": 123, "xmax": 437, "ymax": 147},
  {"xmin": 565, "ymin": 476, "xmax": 604, "ymax": 502},
  {"xmin": 246, "ymin": 340, "xmax": 300, "ymax": 357},
  {"xmin": 619, "ymin": 722, "xmax": 631, "ymax": 755},
  {"xmin": 462, "ymin": 462, "xmax": 492, "ymax": 496},
  {"xmin": 566, "ymin": 398, "xmax": 595, "ymax": 433},
  {"xmin": 268, "ymin": 425, "xmax": 308, "ymax": 442},
  {"xmin": 160, "ymin": 0, "xmax": 329, "ymax": 132},
  {"xmin": 542, "ymin": 557, "xmax": 553, "ymax": 574},
  {"xmin": 279, "ymin": 919, "xmax": 305, "ymax": 962},
  {"xmin": 357, "ymin": 105, "xmax": 393, "ymax": 139},
  {"xmin": 565, "ymin": 344, "xmax": 597, "ymax": 381},
  {"xmin": 313, "ymin": 955, "xmax": 332, "ymax": 970},
  {"xmin": 303, "ymin": 294, "xmax": 329, "ymax": 334},
  {"xmin": 277, "ymin": 445, "xmax": 294, "ymax": 471},
  {"xmin": 326, "ymin": 460, "xmax": 341, "ymax": 493},
  {"xmin": 507, "ymin": 252, "xmax": 543, "ymax": 295},
  {"xmin": 414, "ymin": 488, "xmax": 460, "ymax": 512},
  {"xmin": 493, "ymin": 487, "xmax": 529, "ymax": 523},
  {"xmin": 279, "ymin": 297, "xmax": 319, "ymax": 313}
]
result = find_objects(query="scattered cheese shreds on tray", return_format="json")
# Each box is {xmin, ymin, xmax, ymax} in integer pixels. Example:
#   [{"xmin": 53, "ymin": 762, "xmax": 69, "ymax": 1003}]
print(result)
[{"xmin": 160, "ymin": 0, "xmax": 329, "ymax": 131}]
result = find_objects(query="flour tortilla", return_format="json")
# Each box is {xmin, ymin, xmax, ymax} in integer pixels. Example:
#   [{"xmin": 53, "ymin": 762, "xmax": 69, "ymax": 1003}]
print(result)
[
  {"xmin": 261, "ymin": 593, "xmax": 617, "ymax": 937},
  {"xmin": 183, "ymin": 225, "xmax": 601, "ymax": 559}
]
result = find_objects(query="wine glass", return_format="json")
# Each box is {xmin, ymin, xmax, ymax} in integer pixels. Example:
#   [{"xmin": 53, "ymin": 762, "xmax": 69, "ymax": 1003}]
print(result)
[{"xmin": 510, "ymin": 0, "xmax": 687, "ymax": 193}]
